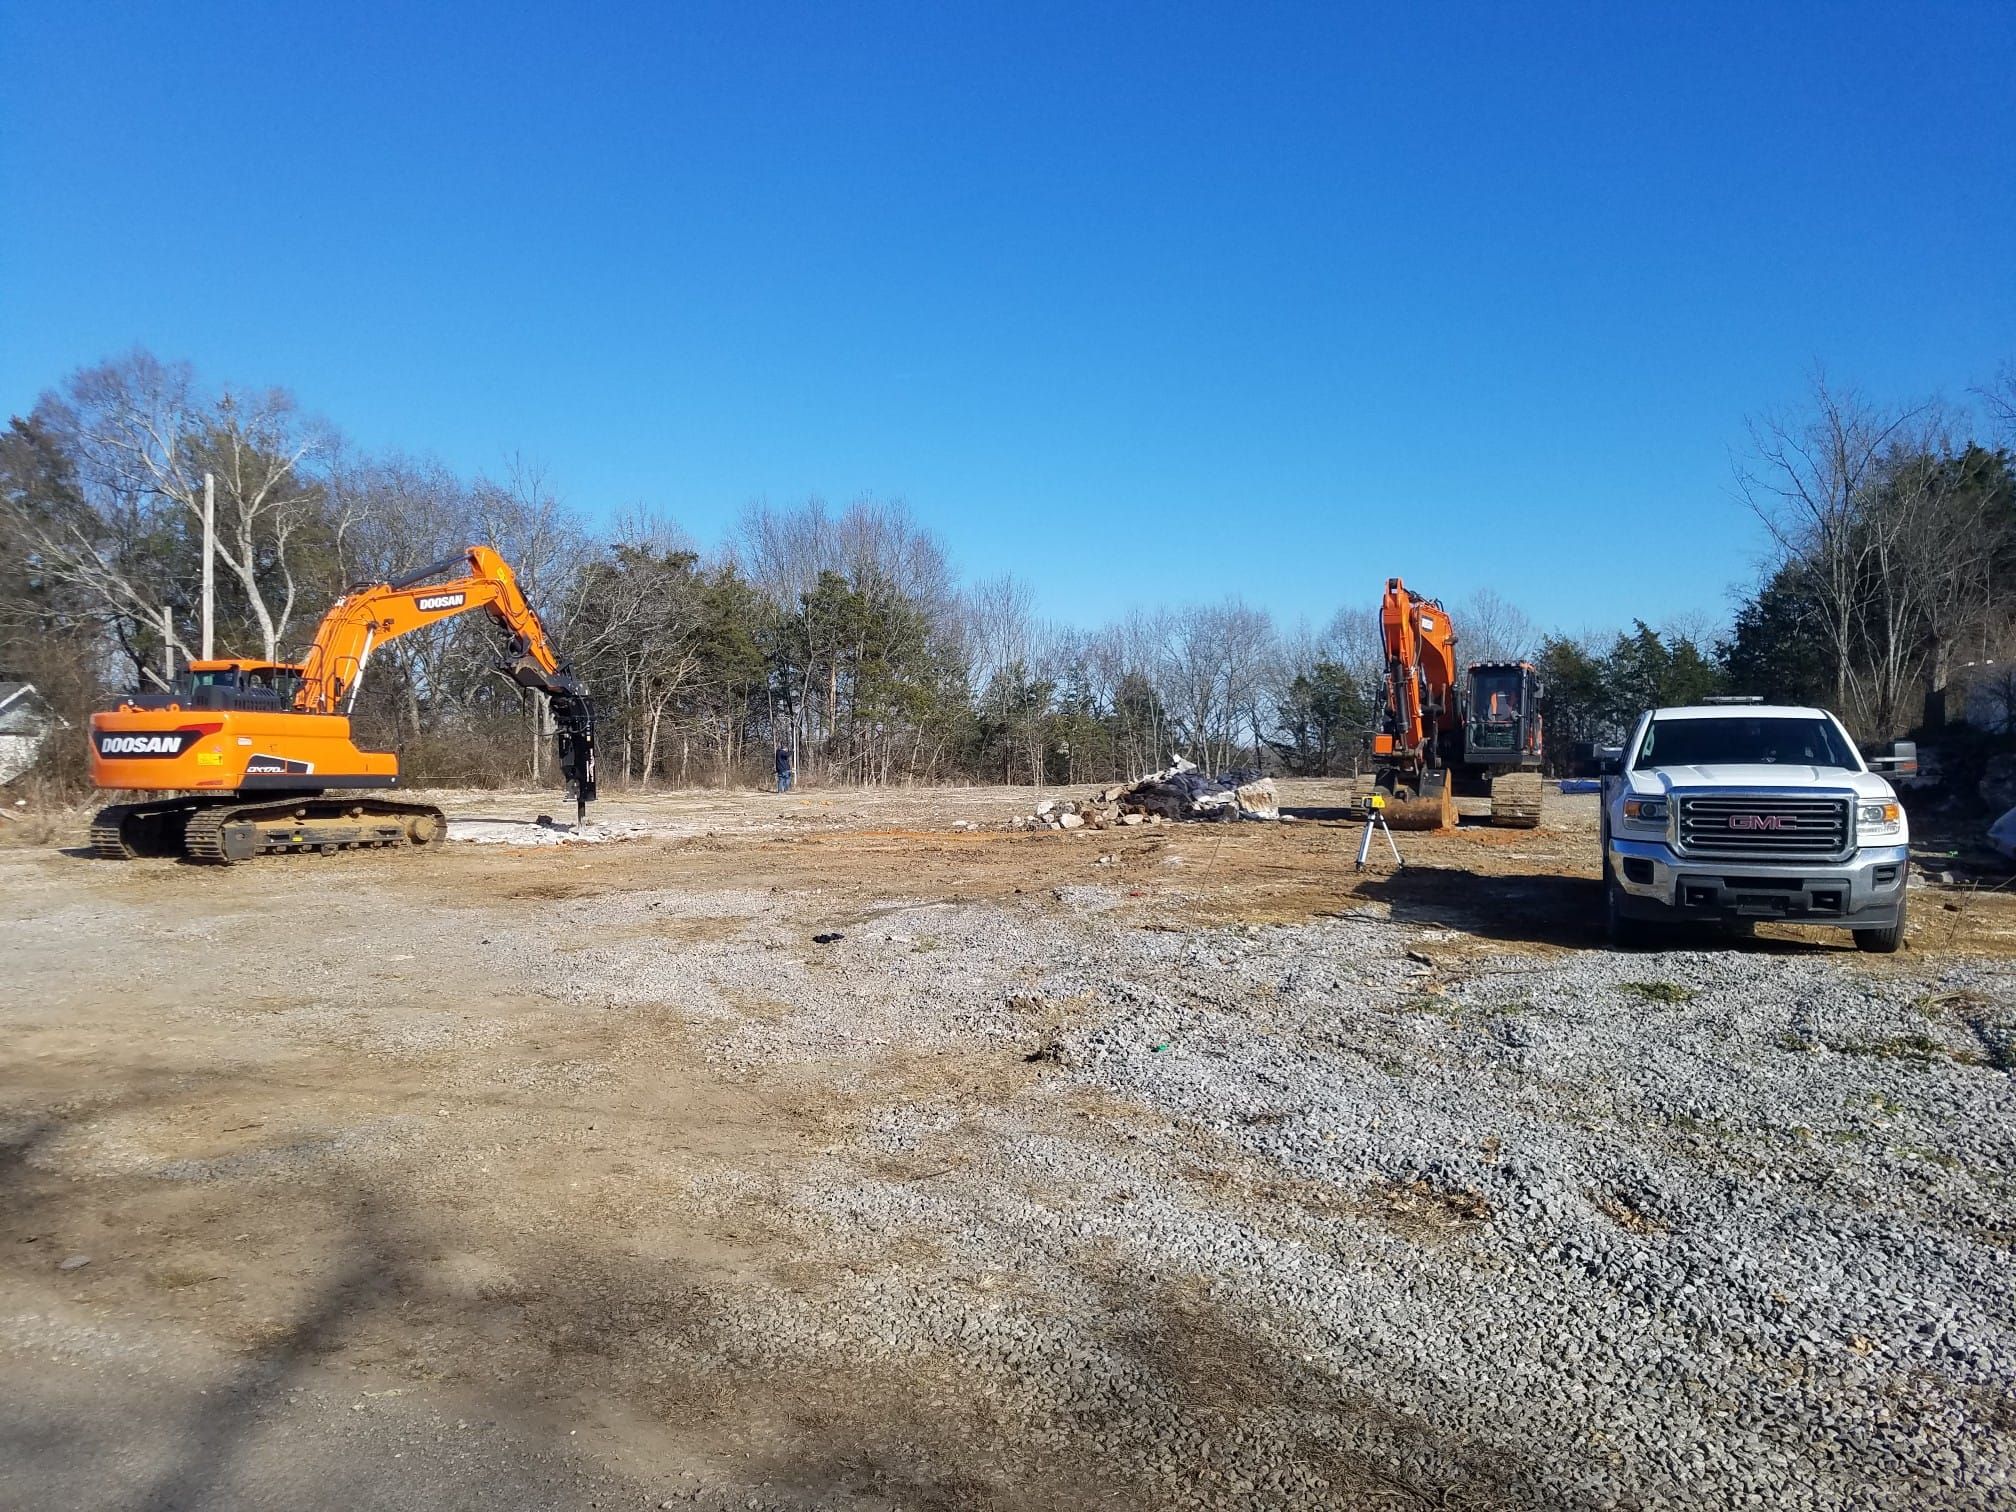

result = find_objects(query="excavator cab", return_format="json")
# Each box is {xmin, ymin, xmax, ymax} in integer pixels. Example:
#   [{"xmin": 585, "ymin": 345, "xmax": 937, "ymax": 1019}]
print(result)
[
  {"xmin": 118, "ymin": 660, "xmax": 306, "ymax": 713},
  {"xmin": 1464, "ymin": 662, "xmax": 1543, "ymax": 769},
  {"xmin": 181, "ymin": 661, "xmax": 305, "ymax": 711}
]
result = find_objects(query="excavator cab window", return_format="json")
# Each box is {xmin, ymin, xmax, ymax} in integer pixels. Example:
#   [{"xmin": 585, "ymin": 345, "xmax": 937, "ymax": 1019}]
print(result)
[
  {"xmin": 1468, "ymin": 668, "xmax": 1526, "ymax": 752},
  {"xmin": 251, "ymin": 666, "xmax": 303, "ymax": 706},
  {"xmin": 177, "ymin": 666, "xmax": 299, "ymax": 712}
]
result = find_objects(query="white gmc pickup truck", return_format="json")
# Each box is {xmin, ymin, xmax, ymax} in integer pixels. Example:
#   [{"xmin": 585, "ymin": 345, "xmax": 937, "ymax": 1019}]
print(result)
[{"xmin": 1600, "ymin": 701, "xmax": 1911, "ymax": 952}]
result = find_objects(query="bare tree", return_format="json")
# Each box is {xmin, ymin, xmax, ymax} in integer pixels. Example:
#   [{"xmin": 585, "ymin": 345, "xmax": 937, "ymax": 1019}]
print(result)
[
  {"xmin": 1455, "ymin": 588, "xmax": 1538, "ymax": 664},
  {"xmin": 1323, "ymin": 602, "xmax": 1387, "ymax": 701},
  {"xmin": 1081, "ymin": 616, "xmax": 1167, "ymax": 776},
  {"xmin": 1889, "ymin": 443, "xmax": 2003, "ymax": 729},
  {"xmin": 1157, "ymin": 600, "xmax": 1277, "ymax": 772},
  {"xmin": 1978, "ymin": 363, "xmax": 2016, "ymax": 443},
  {"xmin": 0, "ymin": 448, "xmax": 189, "ymax": 687},
  {"xmin": 965, "ymin": 574, "xmax": 1043, "ymax": 781},
  {"xmin": 1733, "ymin": 375, "xmax": 1964, "ymax": 735},
  {"xmin": 35, "ymin": 352, "xmax": 336, "ymax": 662},
  {"xmin": 736, "ymin": 496, "xmax": 838, "ymax": 610},
  {"xmin": 965, "ymin": 573, "xmax": 1035, "ymax": 695},
  {"xmin": 835, "ymin": 496, "xmax": 955, "ymax": 619}
]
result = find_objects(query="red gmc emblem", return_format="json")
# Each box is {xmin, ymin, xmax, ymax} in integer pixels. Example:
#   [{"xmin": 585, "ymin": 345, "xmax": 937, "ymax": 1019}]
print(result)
[{"xmin": 1728, "ymin": 814, "xmax": 1786, "ymax": 830}]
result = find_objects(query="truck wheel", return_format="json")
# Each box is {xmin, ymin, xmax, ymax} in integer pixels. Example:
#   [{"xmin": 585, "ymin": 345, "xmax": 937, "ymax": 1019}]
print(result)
[
  {"xmin": 1854, "ymin": 896, "xmax": 1907, "ymax": 954},
  {"xmin": 1605, "ymin": 875, "xmax": 1650, "ymax": 949}
]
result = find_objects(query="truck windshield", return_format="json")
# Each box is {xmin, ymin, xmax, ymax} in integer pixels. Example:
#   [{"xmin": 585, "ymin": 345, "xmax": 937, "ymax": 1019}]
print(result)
[{"xmin": 1633, "ymin": 716, "xmax": 1859, "ymax": 771}]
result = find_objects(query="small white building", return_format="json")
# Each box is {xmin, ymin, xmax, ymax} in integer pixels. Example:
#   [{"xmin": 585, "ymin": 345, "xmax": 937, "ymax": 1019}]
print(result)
[{"xmin": 0, "ymin": 683, "xmax": 57, "ymax": 784}]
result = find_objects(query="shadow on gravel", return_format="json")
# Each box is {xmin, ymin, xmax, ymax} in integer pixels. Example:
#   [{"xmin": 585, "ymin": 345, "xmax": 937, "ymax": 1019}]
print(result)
[
  {"xmin": 1062, "ymin": 1263, "xmax": 1604, "ymax": 1511},
  {"xmin": 0, "ymin": 1117, "xmax": 58, "ymax": 1201},
  {"xmin": 135, "ymin": 1210, "xmax": 400, "ymax": 1512},
  {"xmin": 1354, "ymin": 867, "xmax": 1848, "ymax": 954},
  {"xmin": 1355, "ymin": 867, "xmax": 1608, "ymax": 949}
]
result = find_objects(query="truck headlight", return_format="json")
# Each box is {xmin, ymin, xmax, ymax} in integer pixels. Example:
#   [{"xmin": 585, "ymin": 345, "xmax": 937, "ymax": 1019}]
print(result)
[
  {"xmin": 1622, "ymin": 798, "xmax": 1667, "ymax": 824},
  {"xmin": 1858, "ymin": 800, "xmax": 1901, "ymax": 834}
]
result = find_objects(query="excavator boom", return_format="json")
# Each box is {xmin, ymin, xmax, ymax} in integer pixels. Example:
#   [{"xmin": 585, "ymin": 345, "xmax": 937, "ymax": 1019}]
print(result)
[
  {"xmin": 1370, "ymin": 578, "xmax": 1461, "ymax": 828},
  {"xmin": 295, "ymin": 546, "xmax": 575, "ymax": 714},
  {"xmin": 1376, "ymin": 577, "xmax": 1460, "ymax": 767}
]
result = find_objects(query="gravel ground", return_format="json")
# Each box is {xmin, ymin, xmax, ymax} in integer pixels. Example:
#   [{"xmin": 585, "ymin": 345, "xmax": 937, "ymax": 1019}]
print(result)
[
  {"xmin": 510, "ymin": 886, "xmax": 2016, "ymax": 1510},
  {"xmin": 3, "ymin": 786, "xmax": 2013, "ymax": 1510}
]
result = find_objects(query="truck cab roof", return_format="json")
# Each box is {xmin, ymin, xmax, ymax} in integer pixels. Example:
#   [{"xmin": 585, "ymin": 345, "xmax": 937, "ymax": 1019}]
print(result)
[{"xmin": 1646, "ymin": 703, "xmax": 1830, "ymax": 721}]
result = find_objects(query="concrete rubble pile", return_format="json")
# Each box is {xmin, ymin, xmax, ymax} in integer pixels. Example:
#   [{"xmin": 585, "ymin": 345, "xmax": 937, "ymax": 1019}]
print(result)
[{"xmin": 1005, "ymin": 757, "xmax": 1280, "ymax": 832}]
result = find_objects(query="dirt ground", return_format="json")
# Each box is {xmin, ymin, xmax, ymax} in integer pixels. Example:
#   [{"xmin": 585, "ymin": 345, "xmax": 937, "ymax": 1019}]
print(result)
[{"xmin": 3, "ymin": 780, "xmax": 2013, "ymax": 1511}]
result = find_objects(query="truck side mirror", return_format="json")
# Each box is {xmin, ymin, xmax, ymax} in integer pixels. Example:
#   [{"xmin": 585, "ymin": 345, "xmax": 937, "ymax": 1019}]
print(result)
[
  {"xmin": 1865, "ymin": 740, "xmax": 1918, "ymax": 776},
  {"xmin": 1596, "ymin": 753, "xmax": 1622, "ymax": 778}
]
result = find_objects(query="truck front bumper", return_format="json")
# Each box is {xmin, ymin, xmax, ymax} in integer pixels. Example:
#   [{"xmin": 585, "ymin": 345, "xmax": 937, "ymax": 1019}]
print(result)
[{"xmin": 1606, "ymin": 838, "xmax": 1909, "ymax": 929}]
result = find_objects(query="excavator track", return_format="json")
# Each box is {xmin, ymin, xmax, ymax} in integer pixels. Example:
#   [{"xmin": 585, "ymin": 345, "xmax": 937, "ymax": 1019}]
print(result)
[
  {"xmin": 182, "ymin": 796, "xmax": 447, "ymax": 864},
  {"xmin": 1489, "ymin": 769, "xmax": 1545, "ymax": 829},
  {"xmin": 89, "ymin": 800, "xmax": 200, "ymax": 859}
]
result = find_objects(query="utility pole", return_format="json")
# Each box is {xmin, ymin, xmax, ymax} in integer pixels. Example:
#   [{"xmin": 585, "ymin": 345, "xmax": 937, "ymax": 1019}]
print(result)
[
  {"xmin": 201, "ymin": 471, "xmax": 215, "ymax": 661},
  {"xmin": 162, "ymin": 607, "xmax": 176, "ymax": 682}
]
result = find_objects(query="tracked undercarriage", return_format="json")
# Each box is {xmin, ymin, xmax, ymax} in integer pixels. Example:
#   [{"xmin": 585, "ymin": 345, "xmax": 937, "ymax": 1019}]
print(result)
[
  {"xmin": 1487, "ymin": 769, "xmax": 1545, "ymax": 829},
  {"xmin": 90, "ymin": 792, "xmax": 447, "ymax": 864},
  {"xmin": 1353, "ymin": 767, "xmax": 1544, "ymax": 831}
]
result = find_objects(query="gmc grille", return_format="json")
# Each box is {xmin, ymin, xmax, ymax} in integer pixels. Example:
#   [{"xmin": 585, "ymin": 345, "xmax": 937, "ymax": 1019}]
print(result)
[{"xmin": 1674, "ymin": 793, "xmax": 1851, "ymax": 860}]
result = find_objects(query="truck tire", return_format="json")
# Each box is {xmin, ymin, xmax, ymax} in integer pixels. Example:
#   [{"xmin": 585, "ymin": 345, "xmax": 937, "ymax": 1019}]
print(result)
[
  {"xmin": 1605, "ymin": 876, "xmax": 1651, "ymax": 948},
  {"xmin": 1854, "ymin": 895, "xmax": 1907, "ymax": 954},
  {"xmin": 1601, "ymin": 821, "xmax": 1655, "ymax": 948}
]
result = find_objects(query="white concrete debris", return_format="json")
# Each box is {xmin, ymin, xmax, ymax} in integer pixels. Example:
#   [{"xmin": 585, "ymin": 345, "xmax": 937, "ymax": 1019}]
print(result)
[
  {"xmin": 448, "ymin": 818, "xmax": 647, "ymax": 846},
  {"xmin": 998, "ymin": 754, "xmax": 1279, "ymax": 832}
]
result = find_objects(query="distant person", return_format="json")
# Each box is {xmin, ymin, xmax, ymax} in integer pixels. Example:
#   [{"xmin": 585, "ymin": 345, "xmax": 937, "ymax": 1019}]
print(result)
[{"xmin": 775, "ymin": 744, "xmax": 794, "ymax": 794}]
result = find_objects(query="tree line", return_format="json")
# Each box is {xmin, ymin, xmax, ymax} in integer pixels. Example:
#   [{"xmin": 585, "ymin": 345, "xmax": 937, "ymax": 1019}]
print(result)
[{"xmin": 3, "ymin": 352, "xmax": 2012, "ymax": 791}]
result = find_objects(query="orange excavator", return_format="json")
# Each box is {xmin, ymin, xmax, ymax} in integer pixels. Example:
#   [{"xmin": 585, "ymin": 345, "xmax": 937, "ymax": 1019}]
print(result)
[
  {"xmin": 88, "ymin": 545, "xmax": 596, "ymax": 862},
  {"xmin": 1372, "ymin": 576, "xmax": 1545, "ymax": 830}
]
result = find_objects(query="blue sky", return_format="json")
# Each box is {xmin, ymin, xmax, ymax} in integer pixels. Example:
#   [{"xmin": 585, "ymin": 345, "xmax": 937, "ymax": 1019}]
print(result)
[{"xmin": 3, "ymin": 2, "xmax": 2011, "ymax": 640}]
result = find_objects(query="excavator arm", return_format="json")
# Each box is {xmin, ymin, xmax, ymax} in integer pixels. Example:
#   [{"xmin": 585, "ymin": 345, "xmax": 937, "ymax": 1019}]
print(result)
[
  {"xmin": 294, "ymin": 545, "xmax": 598, "ymax": 816},
  {"xmin": 1376, "ymin": 576, "xmax": 1460, "ymax": 767}
]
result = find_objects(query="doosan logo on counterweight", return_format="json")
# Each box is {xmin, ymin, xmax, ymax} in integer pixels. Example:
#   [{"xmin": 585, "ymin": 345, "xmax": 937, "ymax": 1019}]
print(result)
[{"xmin": 97, "ymin": 731, "xmax": 200, "ymax": 757}]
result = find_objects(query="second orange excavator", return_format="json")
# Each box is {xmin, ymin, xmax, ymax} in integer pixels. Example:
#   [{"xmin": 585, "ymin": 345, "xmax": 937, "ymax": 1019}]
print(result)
[
  {"xmin": 88, "ymin": 546, "xmax": 597, "ymax": 862},
  {"xmin": 1372, "ymin": 576, "xmax": 1545, "ymax": 830}
]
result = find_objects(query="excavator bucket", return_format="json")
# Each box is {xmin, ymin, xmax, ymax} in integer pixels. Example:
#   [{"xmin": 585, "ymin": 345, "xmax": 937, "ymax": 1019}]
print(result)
[{"xmin": 1383, "ymin": 774, "xmax": 1455, "ymax": 831}]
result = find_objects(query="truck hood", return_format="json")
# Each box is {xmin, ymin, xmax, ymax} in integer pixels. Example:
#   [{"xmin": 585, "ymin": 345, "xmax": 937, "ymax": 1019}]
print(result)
[{"xmin": 1628, "ymin": 764, "xmax": 1896, "ymax": 799}]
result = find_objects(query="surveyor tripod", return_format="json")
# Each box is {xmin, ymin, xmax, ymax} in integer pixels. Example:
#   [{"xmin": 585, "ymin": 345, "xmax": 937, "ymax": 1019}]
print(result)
[{"xmin": 1354, "ymin": 793, "xmax": 1403, "ymax": 873}]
